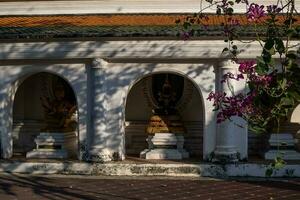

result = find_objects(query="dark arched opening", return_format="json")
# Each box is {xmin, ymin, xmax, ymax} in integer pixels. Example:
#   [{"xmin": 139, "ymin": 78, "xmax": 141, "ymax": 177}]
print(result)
[
  {"xmin": 12, "ymin": 72, "xmax": 79, "ymax": 159},
  {"xmin": 125, "ymin": 72, "xmax": 204, "ymax": 160}
]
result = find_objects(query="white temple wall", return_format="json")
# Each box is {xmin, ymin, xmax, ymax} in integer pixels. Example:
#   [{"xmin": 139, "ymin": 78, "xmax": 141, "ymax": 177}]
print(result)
[
  {"xmin": 0, "ymin": 39, "xmax": 275, "ymax": 161},
  {"xmin": 87, "ymin": 61, "xmax": 216, "ymax": 160}
]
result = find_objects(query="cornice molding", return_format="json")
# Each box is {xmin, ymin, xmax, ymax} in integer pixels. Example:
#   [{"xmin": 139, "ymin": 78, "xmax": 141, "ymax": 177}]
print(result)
[{"xmin": 0, "ymin": 40, "xmax": 299, "ymax": 61}]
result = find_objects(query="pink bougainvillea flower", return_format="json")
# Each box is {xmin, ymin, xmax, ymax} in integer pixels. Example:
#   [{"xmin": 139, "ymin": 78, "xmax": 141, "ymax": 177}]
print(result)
[
  {"xmin": 221, "ymin": 71, "xmax": 244, "ymax": 83},
  {"xmin": 238, "ymin": 60, "xmax": 256, "ymax": 74},
  {"xmin": 207, "ymin": 91, "xmax": 226, "ymax": 105},
  {"xmin": 247, "ymin": 3, "xmax": 266, "ymax": 22}
]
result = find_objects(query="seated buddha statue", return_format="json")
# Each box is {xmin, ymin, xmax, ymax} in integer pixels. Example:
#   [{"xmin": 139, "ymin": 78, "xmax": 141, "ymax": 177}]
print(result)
[{"xmin": 146, "ymin": 75, "xmax": 185, "ymax": 135}]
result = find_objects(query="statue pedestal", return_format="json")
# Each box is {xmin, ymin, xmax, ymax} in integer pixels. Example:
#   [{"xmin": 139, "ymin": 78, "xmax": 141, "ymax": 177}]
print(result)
[
  {"xmin": 264, "ymin": 133, "xmax": 300, "ymax": 160},
  {"xmin": 140, "ymin": 133, "xmax": 189, "ymax": 160},
  {"xmin": 26, "ymin": 132, "xmax": 67, "ymax": 159}
]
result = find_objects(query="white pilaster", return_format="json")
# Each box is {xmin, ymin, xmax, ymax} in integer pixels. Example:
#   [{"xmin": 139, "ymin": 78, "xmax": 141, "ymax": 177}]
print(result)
[
  {"xmin": 88, "ymin": 58, "xmax": 112, "ymax": 162},
  {"xmin": 213, "ymin": 60, "xmax": 248, "ymax": 162}
]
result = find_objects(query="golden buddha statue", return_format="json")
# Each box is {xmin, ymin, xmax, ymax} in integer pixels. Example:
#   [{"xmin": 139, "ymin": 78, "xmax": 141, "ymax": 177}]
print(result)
[{"xmin": 146, "ymin": 75, "xmax": 185, "ymax": 135}]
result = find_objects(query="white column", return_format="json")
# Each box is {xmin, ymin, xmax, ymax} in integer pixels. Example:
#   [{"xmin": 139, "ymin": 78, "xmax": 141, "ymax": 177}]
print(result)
[
  {"xmin": 87, "ymin": 58, "xmax": 112, "ymax": 162},
  {"xmin": 213, "ymin": 60, "xmax": 248, "ymax": 162},
  {"xmin": 0, "ymin": 84, "xmax": 14, "ymax": 159}
]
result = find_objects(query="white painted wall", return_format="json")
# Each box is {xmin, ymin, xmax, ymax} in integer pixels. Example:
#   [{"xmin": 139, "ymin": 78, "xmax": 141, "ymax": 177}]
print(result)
[
  {"xmin": 0, "ymin": 0, "xmax": 298, "ymax": 15},
  {"xmin": 87, "ymin": 62, "xmax": 216, "ymax": 160},
  {"xmin": 1, "ymin": 41, "xmax": 298, "ymax": 61},
  {"xmin": 0, "ymin": 39, "xmax": 278, "ymax": 161}
]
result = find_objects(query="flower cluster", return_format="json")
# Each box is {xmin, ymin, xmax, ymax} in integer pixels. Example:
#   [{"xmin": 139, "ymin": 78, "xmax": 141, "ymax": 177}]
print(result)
[
  {"xmin": 208, "ymin": 90, "xmax": 257, "ymax": 123},
  {"xmin": 238, "ymin": 60, "xmax": 255, "ymax": 74},
  {"xmin": 180, "ymin": 0, "xmax": 299, "ymax": 136},
  {"xmin": 247, "ymin": 3, "xmax": 266, "ymax": 22},
  {"xmin": 207, "ymin": 60, "xmax": 277, "ymax": 124},
  {"xmin": 221, "ymin": 60, "xmax": 274, "ymax": 88}
]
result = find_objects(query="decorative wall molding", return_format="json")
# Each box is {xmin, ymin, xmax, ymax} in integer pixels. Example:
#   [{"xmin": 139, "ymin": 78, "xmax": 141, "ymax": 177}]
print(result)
[{"xmin": 1, "ymin": 40, "xmax": 298, "ymax": 61}]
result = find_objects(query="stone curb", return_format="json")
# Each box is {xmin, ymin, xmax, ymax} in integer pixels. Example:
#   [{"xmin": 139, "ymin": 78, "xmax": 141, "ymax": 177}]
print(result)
[{"xmin": 0, "ymin": 162, "xmax": 299, "ymax": 178}]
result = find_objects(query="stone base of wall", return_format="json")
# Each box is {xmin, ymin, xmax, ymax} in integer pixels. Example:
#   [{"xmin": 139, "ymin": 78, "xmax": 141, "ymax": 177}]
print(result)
[{"xmin": 0, "ymin": 161, "xmax": 299, "ymax": 178}]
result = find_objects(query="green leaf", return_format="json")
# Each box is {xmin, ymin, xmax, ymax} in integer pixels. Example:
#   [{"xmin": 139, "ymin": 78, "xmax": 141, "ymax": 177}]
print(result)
[
  {"xmin": 280, "ymin": 97, "xmax": 294, "ymax": 106},
  {"xmin": 280, "ymin": 78, "xmax": 287, "ymax": 89},
  {"xmin": 264, "ymin": 39, "xmax": 274, "ymax": 50},
  {"xmin": 226, "ymin": 7, "xmax": 234, "ymax": 15},
  {"xmin": 255, "ymin": 57, "xmax": 269, "ymax": 74},
  {"xmin": 183, "ymin": 22, "xmax": 191, "ymax": 29},
  {"xmin": 262, "ymin": 50, "xmax": 272, "ymax": 63},
  {"xmin": 289, "ymin": 91, "xmax": 300, "ymax": 101},
  {"xmin": 222, "ymin": 47, "xmax": 229, "ymax": 53},
  {"xmin": 274, "ymin": 157, "xmax": 286, "ymax": 169},
  {"xmin": 228, "ymin": 1, "xmax": 234, "ymax": 6},
  {"xmin": 274, "ymin": 38, "xmax": 285, "ymax": 54},
  {"xmin": 287, "ymin": 28, "xmax": 296, "ymax": 37},
  {"xmin": 216, "ymin": 8, "xmax": 222, "ymax": 15},
  {"xmin": 249, "ymin": 124, "xmax": 266, "ymax": 134},
  {"xmin": 269, "ymin": 47, "xmax": 276, "ymax": 55},
  {"xmin": 265, "ymin": 168, "xmax": 273, "ymax": 177}
]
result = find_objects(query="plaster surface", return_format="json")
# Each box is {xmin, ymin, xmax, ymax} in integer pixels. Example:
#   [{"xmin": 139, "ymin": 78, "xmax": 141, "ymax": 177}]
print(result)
[{"xmin": 0, "ymin": 0, "xmax": 292, "ymax": 15}]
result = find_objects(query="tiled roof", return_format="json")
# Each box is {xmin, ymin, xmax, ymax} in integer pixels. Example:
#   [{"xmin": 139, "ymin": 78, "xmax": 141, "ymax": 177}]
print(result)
[
  {"xmin": 1, "ymin": 14, "xmax": 299, "ymax": 27},
  {"xmin": 0, "ymin": 14, "xmax": 299, "ymax": 39}
]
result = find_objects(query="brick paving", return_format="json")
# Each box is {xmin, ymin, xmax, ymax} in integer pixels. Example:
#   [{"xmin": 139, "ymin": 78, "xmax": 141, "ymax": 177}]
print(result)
[{"xmin": 0, "ymin": 174, "xmax": 299, "ymax": 200}]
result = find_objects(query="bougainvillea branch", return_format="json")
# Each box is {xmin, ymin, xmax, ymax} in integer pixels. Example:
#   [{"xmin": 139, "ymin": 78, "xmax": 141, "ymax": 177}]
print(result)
[
  {"xmin": 178, "ymin": 0, "xmax": 300, "ymax": 174},
  {"xmin": 178, "ymin": 0, "xmax": 300, "ymax": 134}
]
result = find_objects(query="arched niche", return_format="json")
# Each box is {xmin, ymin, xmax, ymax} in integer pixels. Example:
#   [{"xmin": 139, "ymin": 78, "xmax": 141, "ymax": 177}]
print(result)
[
  {"xmin": 12, "ymin": 72, "xmax": 79, "ymax": 159},
  {"xmin": 124, "ymin": 72, "xmax": 204, "ymax": 159}
]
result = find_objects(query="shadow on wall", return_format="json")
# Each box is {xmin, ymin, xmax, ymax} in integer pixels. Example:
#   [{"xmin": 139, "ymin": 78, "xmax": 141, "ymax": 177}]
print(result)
[{"xmin": 0, "ymin": 40, "xmax": 217, "ymax": 162}]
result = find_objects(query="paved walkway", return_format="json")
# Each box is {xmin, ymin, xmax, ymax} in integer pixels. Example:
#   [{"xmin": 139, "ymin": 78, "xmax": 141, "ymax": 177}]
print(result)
[{"xmin": 0, "ymin": 174, "xmax": 299, "ymax": 200}]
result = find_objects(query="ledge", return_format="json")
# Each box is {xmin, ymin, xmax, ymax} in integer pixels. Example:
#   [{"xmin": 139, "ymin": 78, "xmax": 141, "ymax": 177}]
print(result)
[{"xmin": 0, "ymin": 161, "xmax": 299, "ymax": 178}]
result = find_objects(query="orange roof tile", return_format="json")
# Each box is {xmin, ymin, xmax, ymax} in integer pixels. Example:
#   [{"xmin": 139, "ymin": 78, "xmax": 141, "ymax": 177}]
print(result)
[{"xmin": 0, "ymin": 14, "xmax": 299, "ymax": 27}]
